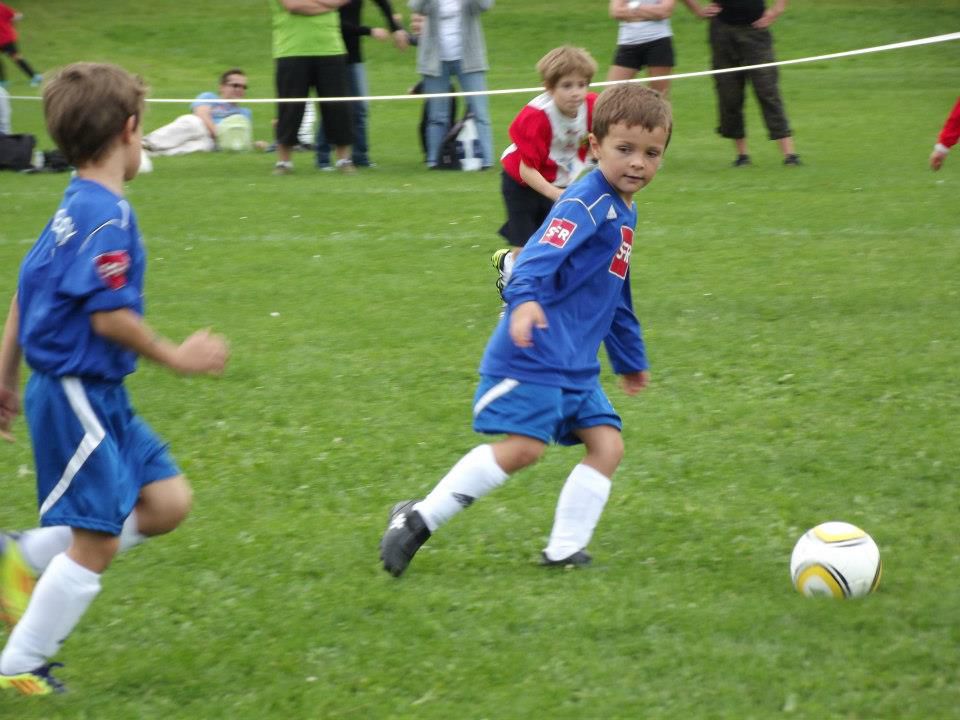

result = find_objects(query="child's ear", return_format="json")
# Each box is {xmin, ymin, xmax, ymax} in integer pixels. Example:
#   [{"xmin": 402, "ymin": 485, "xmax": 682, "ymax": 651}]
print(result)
[
  {"xmin": 588, "ymin": 133, "xmax": 600, "ymax": 157},
  {"xmin": 123, "ymin": 114, "xmax": 140, "ymax": 141}
]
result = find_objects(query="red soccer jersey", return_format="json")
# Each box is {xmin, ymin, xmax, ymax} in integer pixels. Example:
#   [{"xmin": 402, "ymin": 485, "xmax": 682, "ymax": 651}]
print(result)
[
  {"xmin": 501, "ymin": 92, "xmax": 597, "ymax": 188},
  {"xmin": 938, "ymin": 97, "xmax": 960, "ymax": 150},
  {"xmin": 0, "ymin": 3, "xmax": 17, "ymax": 47}
]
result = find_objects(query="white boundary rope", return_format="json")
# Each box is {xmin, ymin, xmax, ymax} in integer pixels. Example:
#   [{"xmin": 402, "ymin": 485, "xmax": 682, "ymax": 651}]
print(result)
[{"xmin": 6, "ymin": 31, "xmax": 959, "ymax": 104}]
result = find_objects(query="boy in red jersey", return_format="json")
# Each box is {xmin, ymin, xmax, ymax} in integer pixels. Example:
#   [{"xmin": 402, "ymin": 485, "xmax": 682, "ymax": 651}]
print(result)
[
  {"xmin": 0, "ymin": 2, "xmax": 41, "ymax": 87},
  {"xmin": 492, "ymin": 46, "xmax": 599, "ymax": 304}
]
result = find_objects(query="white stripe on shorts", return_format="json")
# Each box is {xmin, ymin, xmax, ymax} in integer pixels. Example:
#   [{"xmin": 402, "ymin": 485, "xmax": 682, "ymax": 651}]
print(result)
[
  {"xmin": 39, "ymin": 377, "xmax": 107, "ymax": 518},
  {"xmin": 473, "ymin": 378, "xmax": 520, "ymax": 417}
]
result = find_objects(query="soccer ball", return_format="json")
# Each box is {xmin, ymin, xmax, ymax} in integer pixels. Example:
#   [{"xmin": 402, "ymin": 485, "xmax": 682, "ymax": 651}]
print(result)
[{"xmin": 790, "ymin": 521, "xmax": 882, "ymax": 598}]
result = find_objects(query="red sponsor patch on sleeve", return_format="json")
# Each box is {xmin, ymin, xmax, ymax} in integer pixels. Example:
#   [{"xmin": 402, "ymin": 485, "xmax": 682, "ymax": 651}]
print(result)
[
  {"xmin": 608, "ymin": 226, "xmax": 634, "ymax": 279},
  {"xmin": 538, "ymin": 217, "xmax": 577, "ymax": 248},
  {"xmin": 94, "ymin": 250, "xmax": 131, "ymax": 290}
]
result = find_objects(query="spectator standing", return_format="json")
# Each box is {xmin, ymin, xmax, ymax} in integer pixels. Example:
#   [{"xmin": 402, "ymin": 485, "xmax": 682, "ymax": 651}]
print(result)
[
  {"xmin": 316, "ymin": 0, "xmax": 409, "ymax": 168},
  {"xmin": 271, "ymin": 0, "xmax": 355, "ymax": 175},
  {"xmin": 0, "ymin": 2, "xmax": 41, "ymax": 87},
  {"xmin": 409, "ymin": 0, "xmax": 494, "ymax": 169},
  {"xmin": 142, "ymin": 69, "xmax": 253, "ymax": 156},
  {"xmin": 929, "ymin": 96, "xmax": 960, "ymax": 171},
  {"xmin": 683, "ymin": 0, "xmax": 799, "ymax": 166},
  {"xmin": 607, "ymin": 0, "xmax": 676, "ymax": 96}
]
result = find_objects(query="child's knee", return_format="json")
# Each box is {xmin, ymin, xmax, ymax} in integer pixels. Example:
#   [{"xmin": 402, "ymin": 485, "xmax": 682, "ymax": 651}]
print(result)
[
  {"xmin": 139, "ymin": 476, "xmax": 193, "ymax": 534},
  {"xmin": 161, "ymin": 478, "xmax": 193, "ymax": 527},
  {"xmin": 584, "ymin": 429, "xmax": 625, "ymax": 471},
  {"xmin": 494, "ymin": 436, "xmax": 547, "ymax": 473}
]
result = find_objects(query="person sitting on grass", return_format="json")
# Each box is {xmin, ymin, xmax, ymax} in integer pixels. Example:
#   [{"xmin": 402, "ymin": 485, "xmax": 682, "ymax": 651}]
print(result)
[
  {"xmin": 380, "ymin": 83, "xmax": 672, "ymax": 576},
  {"xmin": 142, "ymin": 68, "xmax": 253, "ymax": 156},
  {"xmin": 0, "ymin": 61, "xmax": 229, "ymax": 696}
]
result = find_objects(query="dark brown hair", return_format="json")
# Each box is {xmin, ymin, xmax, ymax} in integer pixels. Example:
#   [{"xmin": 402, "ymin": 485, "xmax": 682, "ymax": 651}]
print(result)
[
  {"xmin": 219, "ymin": 68, "xmax": 246, "ymax": 85},
  {"xmin": 592, "ymin": 83, "xmax": 672, "ymax": 143},
  {"xmin": 43, "ymin": 62, "xmax": 147, "ymax": 167}
]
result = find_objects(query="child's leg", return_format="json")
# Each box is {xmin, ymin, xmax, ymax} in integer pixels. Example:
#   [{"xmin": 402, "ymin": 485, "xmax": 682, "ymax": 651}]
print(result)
[
  {"xmin": 414, "ymin": 436, "xmax": 545, "ymax": 532},
  {"xmin": 381, "ymin": 435, "xmax": 546, "ymax": 576},
  {"xmin": 0, "ymin": 529, "xmax": 117, "ymax": 675},
  {"xmin": 12, "ymin": 475, "xmax": 191, "ymax": 576},
  {"xmin": 543, "ymin": 425, "xmax": 624, "ymax": 562}
]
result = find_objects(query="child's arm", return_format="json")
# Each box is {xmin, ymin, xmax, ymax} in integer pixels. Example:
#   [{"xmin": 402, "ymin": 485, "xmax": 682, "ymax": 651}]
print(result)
[
  {"xmin": 90, "ymin": 309, "xmax": 228, "ymax": 376},
  {"xmin": 519, "ymin": 161, "xmax": 564, "ymax": 202},
  {"xmin": 0, "ymin": 294, "xmax": 21, "ymax": 441},
  {"xmin": 610, "ymin": 0, "xmax": 676, "ymax": 22},
  {"xmin": 603, "ymin": 278, "xmax": 650, "ymax": 395}
]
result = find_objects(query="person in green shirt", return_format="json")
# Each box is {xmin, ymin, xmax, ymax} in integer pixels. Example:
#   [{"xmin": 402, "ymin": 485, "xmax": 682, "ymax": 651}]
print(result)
[{"xmin": 271, "ymin": 0, "xmax": 355, "ymax": 174}]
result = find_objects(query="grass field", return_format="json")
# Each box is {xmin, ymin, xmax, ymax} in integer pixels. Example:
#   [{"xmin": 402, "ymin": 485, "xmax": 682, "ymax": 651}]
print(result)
[{"xmin": 1, "ymin": 1, "xmax": 959, "ymax": 717}]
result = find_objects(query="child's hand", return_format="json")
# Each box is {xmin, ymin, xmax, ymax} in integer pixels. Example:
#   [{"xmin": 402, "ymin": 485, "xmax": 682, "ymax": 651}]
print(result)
[
  {"xmin": 0, "ymin": 386, "xmax": 19, "ymax": 442},
  {"xmin": 509, "ymin": 302, "xmax": 548, "ymax": 348},
  {"xmin": 620, "ymin": 370, "xmax": 649, "ymax": 396},
  {"xmin": 173, "ymin": 329, "xmax": 230, "ymax": 376}
]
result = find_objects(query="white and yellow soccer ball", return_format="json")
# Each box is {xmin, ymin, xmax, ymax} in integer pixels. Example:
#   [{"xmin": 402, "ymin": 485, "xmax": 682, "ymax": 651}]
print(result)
[{"xmin": 790, "ymin": 521, "xmax": 882, "ymax": 598}]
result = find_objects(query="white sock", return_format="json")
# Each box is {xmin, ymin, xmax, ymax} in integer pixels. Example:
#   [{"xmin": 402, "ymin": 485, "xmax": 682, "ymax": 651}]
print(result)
[
  {"xmin": 16, "ymin": 526, "xmax": 73, "ymax": 575},
  {"xmin": 414, "ymin": 445, "xmax": 508, "ymax": 532},
  {"xmin": 16, "ymin": 513, "xmax": 144, "ymax": 575},
  {"xmin": 502, "ymin": 252, "xmax": 515, "ymax": 285},
  {"xmin": 118, "ymin": 512, "xmax": 146, "ymax": 553},
  {"xmin": 0, "ymin": 553, "xmax": 101, "ymax": 675},
  {"xmin": 543, "ymin": 464, "xmax": 612, "ymax": 561}
]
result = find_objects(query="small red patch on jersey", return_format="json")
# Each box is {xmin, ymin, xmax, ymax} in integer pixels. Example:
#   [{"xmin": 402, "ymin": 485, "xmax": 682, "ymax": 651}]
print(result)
[
  {"xmin": 95, "ymin": 250, "xmax": 131, "ymax": 290},
  {"xmin": 539, "ymin": 218, "xmax": 577, "ymax": 248},
  {"xmin": 609, "ymin": 226, "xmax": 634, "ymax": 279}
]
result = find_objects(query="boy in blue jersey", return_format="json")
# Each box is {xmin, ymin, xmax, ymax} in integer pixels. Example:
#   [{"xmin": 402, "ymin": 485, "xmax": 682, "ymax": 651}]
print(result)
[
  {"xmin": 0, "ymin": 62, "xmax": 229, "ymax": 695},
  {"xmin": 381, "ymin": 83, "xmax": 672, "ymax": 577}
]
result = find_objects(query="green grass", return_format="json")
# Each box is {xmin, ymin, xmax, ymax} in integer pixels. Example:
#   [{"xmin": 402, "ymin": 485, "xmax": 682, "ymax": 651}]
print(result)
[{"xmin": 1, "ymin": 1, "xmax": 959, "ymax": 717}]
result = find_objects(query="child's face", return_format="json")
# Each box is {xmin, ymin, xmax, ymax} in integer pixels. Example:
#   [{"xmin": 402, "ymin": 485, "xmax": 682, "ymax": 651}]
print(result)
[
  {"xmin": 590, "ymin": 122, "xmax": 668, "ymax": 203},
  {"xmin": 548, "ymin": 73, "xmax": 590, "ymax": 118}
]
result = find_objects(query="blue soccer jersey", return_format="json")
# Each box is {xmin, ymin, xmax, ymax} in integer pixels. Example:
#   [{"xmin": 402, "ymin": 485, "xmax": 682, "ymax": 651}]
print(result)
[
  {"xmin": 18, "ymin": 177, "xmax": 145, "ymax": 381},
  {"xmin": 480, "ymin": 168, "xmax": 648, "ymax": 390}
]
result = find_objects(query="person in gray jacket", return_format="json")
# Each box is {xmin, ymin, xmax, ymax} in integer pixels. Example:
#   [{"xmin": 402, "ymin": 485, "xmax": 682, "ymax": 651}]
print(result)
[{"xmin": 409, "ymin": 0, "xmax": 493, "ymax": 168}]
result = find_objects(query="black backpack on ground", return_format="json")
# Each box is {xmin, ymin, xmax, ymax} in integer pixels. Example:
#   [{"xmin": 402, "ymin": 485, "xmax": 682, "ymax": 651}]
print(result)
[{"xmin": 0, "ymin": 133, "xmax": 36, "ymax": 171}]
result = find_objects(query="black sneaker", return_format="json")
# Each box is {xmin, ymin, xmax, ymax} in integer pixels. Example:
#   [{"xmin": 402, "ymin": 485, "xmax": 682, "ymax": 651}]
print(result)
[
  {"xmin": 732, "ymin": 154, "xmax": 751, "ymax": 167},
  {"xmin": 380, "ymin": 500, "xmax": 431, "ymax": 577},
  {"xmin": 539, "ymin": 549, "xmax": 592, "ymax": 568},
  {"xmin": 784, "ymin": 154, "xmax": 801, "ymax": 166}
]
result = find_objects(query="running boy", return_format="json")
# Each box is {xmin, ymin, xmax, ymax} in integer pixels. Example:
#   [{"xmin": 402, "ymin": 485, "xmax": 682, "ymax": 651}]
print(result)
[
  {"xmin": 0, "ymin": 2, "xmax": 42, "ymax": 87},
  {"xmin": 0, "ymin": 62, "xmax": 229, "ymax": 695},
  {"xmin": 491, "ymin": 46, "xmax": 599, "ymax": 304},
  {"xmin": 381, "ymin": 83, "xmax": 672, "ymax": 576}
]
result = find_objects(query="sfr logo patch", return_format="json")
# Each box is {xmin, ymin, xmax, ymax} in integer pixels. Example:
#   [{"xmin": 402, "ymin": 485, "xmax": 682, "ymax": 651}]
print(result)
[
  {"xmin": 609, "ymin": 226, "xmax": 634, "ymax": 279},
  {"xmin": 539, "ymin": 218, "xmax": 577, "ymax": 248}
]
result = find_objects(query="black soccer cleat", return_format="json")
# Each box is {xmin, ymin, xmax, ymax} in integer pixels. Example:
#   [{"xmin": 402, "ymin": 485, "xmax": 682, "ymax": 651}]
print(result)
[
  {"xmin": 380, "ymin": 500, "xmax": 431, "ymax": 577},
  {"xmin": 539, "ymin": 549, "xmax": 592, "ymax": 568}
]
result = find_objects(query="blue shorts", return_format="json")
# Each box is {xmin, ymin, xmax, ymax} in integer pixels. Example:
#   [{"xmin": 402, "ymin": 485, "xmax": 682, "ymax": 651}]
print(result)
[
  {"xmin": 472, "ymin": 375, "xmax": 622, "ymax": 446},
  {"xmin": 24, "ymin": 374, "xmax": 181, "ymax": 535}
]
